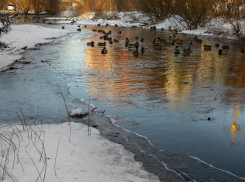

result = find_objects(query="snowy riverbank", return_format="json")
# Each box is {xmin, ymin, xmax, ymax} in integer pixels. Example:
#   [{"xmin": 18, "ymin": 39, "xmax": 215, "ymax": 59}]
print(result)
[
  {"xmin": 0, "ymin": 24, "xmax": 70, "ymax": 70},
  {"xmin": 0, "ymin": 122, "xmax": 160, "ymax": 182}
]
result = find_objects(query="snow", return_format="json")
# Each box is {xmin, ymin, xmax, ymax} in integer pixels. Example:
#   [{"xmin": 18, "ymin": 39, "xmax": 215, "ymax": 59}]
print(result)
[
  {"xmin": 0, "ymin": 24, "xmax": 70, "ymax": 70},
  {"xmin": 0, "ymin": 122, "xmax": 160, "ymax": 182}
]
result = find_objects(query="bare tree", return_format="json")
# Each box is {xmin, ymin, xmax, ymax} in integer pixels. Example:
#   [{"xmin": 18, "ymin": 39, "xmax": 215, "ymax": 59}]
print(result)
[
  {"xmin": 131, "ymin": 0, "xmax": 172, "ymax": 23},
  {"xmin": 0, "ymin": 0, "xmax": 8, "ymax": 10},
  {"xmin": 172, "ymin": 0, "xmax": 216, "ymax": 30},
  {"xmin": 19, "ymin": 0, "xmax": 32, "ymax": 14},
  {"xmin": 32, "ymin": 0, "xmax": 45, "ymax": 14},
  {"xmin": 218, "ymin": 0, "xmax": 245, "ymax": 39},
  {"xmin": 43, "ymin": 0, "xmax": 61, "ymax": 14}
]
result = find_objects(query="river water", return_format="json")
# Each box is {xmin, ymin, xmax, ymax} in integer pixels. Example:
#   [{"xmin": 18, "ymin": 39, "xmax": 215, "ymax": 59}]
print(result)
[{"xmin": 16, "ymin": 22, "xmax": 245, "ymax": 177}]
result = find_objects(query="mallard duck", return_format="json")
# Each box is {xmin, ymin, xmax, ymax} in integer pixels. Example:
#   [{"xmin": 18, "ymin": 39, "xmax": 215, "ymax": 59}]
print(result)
[
  {"xmin": 98, "ymin": 42, "xmax": 106, "ymax": 46},
  {"xmin": 141, "ymin": 47, "xmax": 146, "ymax": 53},
  {"xmin": 135, "ymin": 36, "xmax": 139, "ymax": 40},
  {"xmin": 114, "ymin": 39, "xmax": 119, "ymax": 43},
  {"xmin": 101, "ymin": 47, "xmax": 108, "ymax": 54},
  {"xmin": 164, "ymin": 42, "xmax": 173, "ymax": 46},
  {"xmin": 183, "ymin": 46, "xmax": 192, "ymax": 54},
  {"xmin": 97, "ymin": 24, "xmax": 101, "ymax": 26},
  {"xmin": 196, "ymin": 39, "xmax": 202, "ymax": 43},
  {"xmin": 125, "ymin": 38, "xmax": 129, "ymax": 47},
  {"xmin": 222, "ymin": 45, "xmax": 230, "ymax": 50},
  {"xmin": 204, "ymin": 44, "xmax": 212, "ymax": 51},
  {"xmin": 115, "ymin": 24, "xmax": 118, "ymax": 27},
  {"xmin": 92, "ymin": 29, "xmax": 97, "ymax": 32},
  {"xmin": 77, "ymin": 28, "xmax": 81, "ymax": 31},
  {"xmin": 189, "ymin": 40, "xmax": 192, "ymax": 45},
  {"xmin": 219, "ymin": 49, "xmax": 229, "ymax": 54},
  {"xmin": 175, "ymin": 39, "xmax": 183, "ymax": 44},
  {"xmin": 174, "ymin": 46, "xmax": 180, "ymax": 54},
  {"xmin": 106, "ymin": 23, "xmax": 109, "ymax": 26},
  {"xmin": 87, "ymin": 41, "xmax": 94, "ymax": 47},
  {"xmin": 214, "ymin": 43, "xmax": 219, "ymax": 47},
  {"xmin": 104, "ymin": 36, "xmax": 112, "ymax": 41},
  {"xmin": 84, "ymin": 25, "xmax": 87, "ymax": 28},
  {"xmin": 151, "ymin": 26, "xmax": 156, "ymax": 30},
  {"xmin": 129, "ymin": 41, "xmax": 138, "ymax": 46},
  {"xmin": 141, "ymin": 38, "xmax": 144, "ymax": 42},
  {"xmin": 155, "ymin": 45, "xmax": 163, "ymax": 50},
  {"xmin": 133, "ymin": 50, "xmax": 139, "ymax": 56},
  {"xmin": 109, "ymin": 40, "xmax": 113, "ymax": 44},
  {"xmin": 98, "ymin": 29, "xmax": 103, "ymax": 32}
]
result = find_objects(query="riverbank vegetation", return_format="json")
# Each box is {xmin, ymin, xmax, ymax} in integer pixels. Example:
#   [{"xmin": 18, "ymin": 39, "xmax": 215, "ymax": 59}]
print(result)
[{"xmin": 1, "ymin": 0, "xmax": 245, "ymax": 39}]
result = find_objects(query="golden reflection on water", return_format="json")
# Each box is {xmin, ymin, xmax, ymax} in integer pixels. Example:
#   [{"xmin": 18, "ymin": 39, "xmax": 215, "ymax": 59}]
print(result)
[
  {"xmin": 81, "ymin": 29, "xmax": 245, "ymax": 145},
  {"xmin": 231, "ymin": 104, "xmax": 241, "ymax": 146}
]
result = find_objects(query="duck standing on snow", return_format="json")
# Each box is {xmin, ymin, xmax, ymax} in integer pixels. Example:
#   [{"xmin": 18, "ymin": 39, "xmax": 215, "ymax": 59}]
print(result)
[
  {"xmin": 101, "ymin": 47, "xmax": 108, "ymax": 54},
  {"xmin": 174, "ymin": 46, "xmax": 180, "ymax": 54}
]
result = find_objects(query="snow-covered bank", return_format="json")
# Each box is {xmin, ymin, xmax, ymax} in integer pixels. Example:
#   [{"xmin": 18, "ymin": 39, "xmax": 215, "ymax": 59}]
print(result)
[
  {"xmin": 54, "ymin": 11, "xmax": 245, "ymax": 40},
  {"xmin": 0, "ymin": 122, "xmax": 160, "ymax": 182},
  {"xmin": 0, "ymin": 24, "xmax": 70, "ymax": 70}
]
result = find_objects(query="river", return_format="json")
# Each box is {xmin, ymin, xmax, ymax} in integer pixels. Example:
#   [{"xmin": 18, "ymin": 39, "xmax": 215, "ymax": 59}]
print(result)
[{"xmin": 3, "ymin": 21, "xmax": 245, "ymax": 178}]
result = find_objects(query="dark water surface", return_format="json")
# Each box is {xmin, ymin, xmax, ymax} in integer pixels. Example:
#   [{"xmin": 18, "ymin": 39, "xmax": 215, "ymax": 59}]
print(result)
[{"xmin": 17, "ymin": 23, "xmax": 245, "ymax": 177}]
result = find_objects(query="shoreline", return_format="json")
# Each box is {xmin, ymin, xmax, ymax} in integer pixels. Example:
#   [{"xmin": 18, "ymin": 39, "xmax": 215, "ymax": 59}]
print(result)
[{"xmin": 80, "ymin": 111, "xmax": 245, "ymax": 182}]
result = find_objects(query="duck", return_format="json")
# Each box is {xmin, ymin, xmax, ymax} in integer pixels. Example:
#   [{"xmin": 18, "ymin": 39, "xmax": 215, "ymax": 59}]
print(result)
[
  {"xmin": 219, "ymin": 49, "xmax": 229, "ymax": 54},
  {"xmin": 92, "ymin": 29, "xmax": 97, "ymax": 32},
  {"xmin": 97, "ymin": 24, "xmax": 101, "ymax": 26},
  {"xmin": 101, "ymin": 47, "xmax": 108, "ymax": 54},
  {"xmin": 155, "ymin": 45, "xmax": 163, "ymax": 50},
  {"xmin": 109, "ymin": 40, "xmax": 113, "ymax": 44},
  {"xmin": 151, "ymin": 26, "xmax": 156, "ymax": 30},
  {"xmin": 222, "ymin": 45, "xmax": 230, "ymax": 50},
  {"xmin": 125, "ymin": 38, "xmax": 129, "ymax": 47},
  {"xmin": 183, "ymin": 46, "xmax": 192, "ymax": 54},
  {"xmin": 104, "ymin": 36, "xmax": 112, "ymax": 41},
  {"xmin": 77, "ymin": 28, "xmax": 81, "ymax": 31},
  {"xmin": 133, "ymin": 50, "xmax": 139, "ymax": 57},
  {"xmin": 164, "ymin": 42, "xmax": 173, "ymax": 46},
  {"xmin": 62, "ymin": 26, "xmax": 65, "ymax": 29},
  {"xmin": 135, "ymin": 36, "xmax": 139, "ymax": 40},
  {"xmin": 98, "ymin": 29, "xmax": 103, "ymax": 32},
  {"xmin": 114, "ymin": 39, "xmax": 119, "ymax": 43},
  {"xmin": 141, "ymin": 38, "xmax": 144, "ymax": 42},
  {"xmin": 189, "ymin": 40, "xmax": 192, "ymax": 45},
  {"xmin": 118, "ymin": 31, "xmax": 121, "ymax": 34},
  {"xmin": 196, "ymin": 39, "xmax": 202, "ymax": 43},
  {"xmin": 175, "ymin": 39, "xmax": 183, "ymax": 44},
  {"xmin": 174, "ymin": 46, "xmax": 180, "ymax": 54},
  {"xmin": 129, "ymin": 42, "xmax": 139, "ymax": 46},
  {"xmin": 194, "ymin": 36, "xmax": 198, "ymax": 41},
  {"xmin": 204, "ymin": 44, "xmax": 212, "ymax": 51},
  {"xmin": 214, "ymin": 43, "xmax": 219, "ymax": 47},
  {"xmin": 98, "ymin": 42, "xmax": 106, "ymax": 46},
  {"xmin": 87, "ymin": 41, "xmax": 94, "ymax": 47},
  {"xmin": 141, "ymin": 47, "xmax": 146, "ymax": 53}
]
